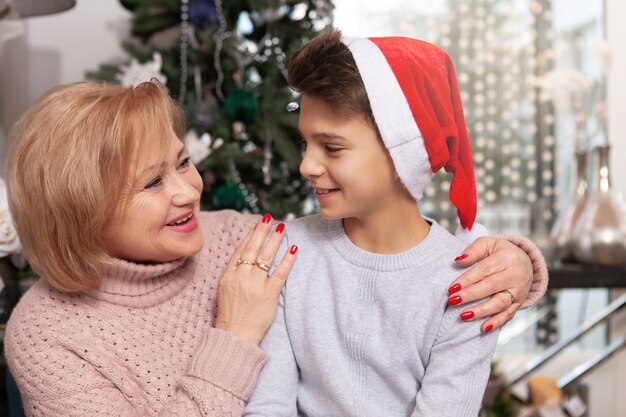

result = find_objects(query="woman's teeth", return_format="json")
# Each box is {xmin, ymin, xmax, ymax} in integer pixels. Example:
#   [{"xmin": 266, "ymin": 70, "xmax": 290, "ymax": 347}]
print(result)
[{"xmin": 168, "ymin": 214, "xmax": 192, "ymax": 226}]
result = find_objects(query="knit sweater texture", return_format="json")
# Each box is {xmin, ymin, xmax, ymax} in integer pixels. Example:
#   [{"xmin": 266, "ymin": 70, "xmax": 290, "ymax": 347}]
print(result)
[
  {"xmin": 245, "ymin": 215, "xmax": 499, "ymax": 417},
  {"xmin": 5, "ymin": 210, "xmax": 265, "ymax": 417}
]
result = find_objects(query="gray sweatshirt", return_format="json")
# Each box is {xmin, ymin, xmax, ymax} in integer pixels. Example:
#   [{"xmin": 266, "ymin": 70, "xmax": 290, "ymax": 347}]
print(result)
[{"xmin": 244, "ymin": 214, "xmax": 498, "ymax": 417}]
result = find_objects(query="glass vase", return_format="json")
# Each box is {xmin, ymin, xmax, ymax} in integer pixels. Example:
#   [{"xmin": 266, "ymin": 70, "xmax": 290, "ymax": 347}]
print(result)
[
  {"xmin": 550, "ymin": 150, "xmax": 588, "ymax": 261},
  {"xmin": 573, "ymin": 145, "xmax": 626, "ymax": 266}
]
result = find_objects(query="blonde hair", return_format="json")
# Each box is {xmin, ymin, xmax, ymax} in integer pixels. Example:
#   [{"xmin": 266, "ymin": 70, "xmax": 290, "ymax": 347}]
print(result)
[{"xmin": 5, "ymin": 81, "xmax": 186, "ymax": 292}]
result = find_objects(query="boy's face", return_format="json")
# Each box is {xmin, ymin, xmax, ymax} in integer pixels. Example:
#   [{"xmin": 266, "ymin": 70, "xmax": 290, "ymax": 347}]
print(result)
[{"xmin": 298, "ymin": 94, "xmax": 407, "ymax": 221}]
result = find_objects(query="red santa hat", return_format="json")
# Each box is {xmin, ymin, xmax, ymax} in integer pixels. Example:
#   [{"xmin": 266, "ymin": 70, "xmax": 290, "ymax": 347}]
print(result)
[{"xmin": 342, "ymin": 36, "xmax": 487, "ymax": 243}]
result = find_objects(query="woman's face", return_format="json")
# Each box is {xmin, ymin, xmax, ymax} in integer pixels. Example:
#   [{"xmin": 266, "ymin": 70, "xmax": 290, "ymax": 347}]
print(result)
[{"xmin": 101, "ymin": 133, "xmax": 204, "ymax": 263}]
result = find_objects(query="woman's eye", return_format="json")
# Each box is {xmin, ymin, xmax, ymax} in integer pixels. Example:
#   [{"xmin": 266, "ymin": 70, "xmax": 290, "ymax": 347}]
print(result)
[
  {"xmin": 325, "ymin": 144, "xmax": 342, "ymax": 153},
  {"xmin": 144, "ymin": 176, "xmax": 163, "ymax": 189},
  {"xmin": 178, "ymin": 156, "xmax": 192, "ymax": 169},
  {"xmin": 299, "ymin": 138, "xmax": 307, "ymax": 150}
]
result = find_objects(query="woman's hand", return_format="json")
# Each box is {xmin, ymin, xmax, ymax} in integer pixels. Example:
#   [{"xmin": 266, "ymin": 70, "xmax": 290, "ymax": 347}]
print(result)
[
  {"xmin": 214, "ymin": 214, "xmax": 298, "ymax": 345},
  {"xmin": 447, "ymin": 237, "xmax": 533, "ymax": 332}
]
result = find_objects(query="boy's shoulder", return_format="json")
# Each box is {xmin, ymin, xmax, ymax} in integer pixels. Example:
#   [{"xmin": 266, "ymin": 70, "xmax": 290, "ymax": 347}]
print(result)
[
  {"xmin": 285, "ymin": 214, "xmax": 332, "ymax": 240},
  {"xmin": 426, "ymin": 220, "xmax": 468, "ymax": 258},
  {"xmin": 412, "ymin": 220, "xmax": 471, "ymax": 285}
]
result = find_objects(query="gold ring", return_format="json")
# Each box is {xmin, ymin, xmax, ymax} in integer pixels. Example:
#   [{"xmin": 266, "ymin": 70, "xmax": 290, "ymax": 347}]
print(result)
[
  {"xmin": 236, "ymin": 258, "xmax": 256, "ymax": 266},
  {"xmin": 503, "ymin": 289, "xmax": 517, "ymax": 305},
  {"xmin": 257, "ymin": 263, "xmax": 271, "ymax": 272}
]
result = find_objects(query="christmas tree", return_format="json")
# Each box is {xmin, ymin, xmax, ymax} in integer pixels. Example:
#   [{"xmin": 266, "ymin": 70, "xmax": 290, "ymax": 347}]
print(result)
[{"xmin": 88, "ymin": 0, "xmax": 334, "ymax": 219}]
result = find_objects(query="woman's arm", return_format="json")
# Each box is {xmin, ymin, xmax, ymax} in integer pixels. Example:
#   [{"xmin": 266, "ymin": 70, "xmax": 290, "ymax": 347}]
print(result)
[
  {"xmin": 447, "ymin": 235, "xmax": 549, "ymax": 332},
  {"xmin": 5, "ymin": 323, "xmax": 266, "ymax": 417}
]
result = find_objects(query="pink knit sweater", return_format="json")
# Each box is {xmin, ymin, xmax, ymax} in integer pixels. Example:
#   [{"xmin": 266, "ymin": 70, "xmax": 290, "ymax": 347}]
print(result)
[
  {"xmin": 5, "ymin": 211, "xmax": 548, "ymax": 417},
  {"xmin": 5, "ymin": 210, "xmax": 263, "ymax": 417}
]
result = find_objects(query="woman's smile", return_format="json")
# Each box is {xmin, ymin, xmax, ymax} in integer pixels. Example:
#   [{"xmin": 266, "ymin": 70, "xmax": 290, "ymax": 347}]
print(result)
[{"xmin": 165, "ymin": 211, "xmax": 198, "ymax": 233}]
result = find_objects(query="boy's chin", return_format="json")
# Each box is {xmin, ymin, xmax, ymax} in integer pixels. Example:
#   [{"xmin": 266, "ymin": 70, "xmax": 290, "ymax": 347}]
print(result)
[{"xmin": 318, "ymin": 208, "xmax": 344, "ymax": 221}]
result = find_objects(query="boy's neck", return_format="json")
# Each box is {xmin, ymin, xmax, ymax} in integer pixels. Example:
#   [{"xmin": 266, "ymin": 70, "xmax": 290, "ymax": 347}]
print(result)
[{"xmin": 342, "ymin": 200, "xmax": 430, "ymax": 254}]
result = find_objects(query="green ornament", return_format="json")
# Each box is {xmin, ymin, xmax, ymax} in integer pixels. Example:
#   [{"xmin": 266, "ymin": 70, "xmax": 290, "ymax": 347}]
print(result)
[
  {"xmin": 211, "ymin": 183, "xmax": 247, "ymax": 211},
  {"xmin": 225, "ymin": 90, "xmax": 259, "ymax": 123}
]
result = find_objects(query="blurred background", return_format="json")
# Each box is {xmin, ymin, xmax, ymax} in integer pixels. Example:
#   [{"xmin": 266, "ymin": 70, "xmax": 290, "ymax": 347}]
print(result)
[{"xmin": 1, "ymin": 1, "xmax": 625, "ymax": 416}]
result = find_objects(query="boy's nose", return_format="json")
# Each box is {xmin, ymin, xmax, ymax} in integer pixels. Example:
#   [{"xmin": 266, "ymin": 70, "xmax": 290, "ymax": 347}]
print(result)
[{"xmin": 299, "ymin": 150, "xmax": 324, "ymax": 178}]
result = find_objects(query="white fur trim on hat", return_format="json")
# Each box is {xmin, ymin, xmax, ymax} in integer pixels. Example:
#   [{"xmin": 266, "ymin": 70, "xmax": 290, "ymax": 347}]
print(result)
[
  {"xmin": 342, "ymin": 37, "xmax": 432, "ymax": 201},
  {"xmin": 455, "ymin": 222, "xmax": 489, "ymax": 246}
]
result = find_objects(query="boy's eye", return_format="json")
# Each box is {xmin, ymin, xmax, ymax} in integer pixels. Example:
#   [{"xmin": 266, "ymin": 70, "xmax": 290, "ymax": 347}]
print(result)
[
  {"xmin": 299, "ymin": 138, "xmax": 307, "ymax": 150},
  {"xmin": 325, "ymin": 144, "xmax": 342, "ymax": 153},
  {"xmin": 144, "ymin": 176, "xmax": 163, "ymax": 189}
]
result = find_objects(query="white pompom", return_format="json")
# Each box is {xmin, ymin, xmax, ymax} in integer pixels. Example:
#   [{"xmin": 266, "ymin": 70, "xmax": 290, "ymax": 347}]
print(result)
[{"xmin": 454, "ymin": 222, "xmax": 489, "ymax": 245}]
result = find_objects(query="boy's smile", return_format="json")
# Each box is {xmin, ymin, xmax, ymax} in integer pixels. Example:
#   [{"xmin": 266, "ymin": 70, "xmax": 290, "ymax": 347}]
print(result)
[{"xmin": 312, "ymin": 187, "xmax": 340, "ymax": 201}]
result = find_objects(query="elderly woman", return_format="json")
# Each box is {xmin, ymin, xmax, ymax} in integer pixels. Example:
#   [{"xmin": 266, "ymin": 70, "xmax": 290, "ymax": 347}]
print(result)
[{"xmin": 4, "ymin": 81, "xmax": 547, "ymax": 416}]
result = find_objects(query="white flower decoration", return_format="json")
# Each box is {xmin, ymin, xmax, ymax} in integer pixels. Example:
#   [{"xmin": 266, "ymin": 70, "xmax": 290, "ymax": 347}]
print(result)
[
  {"xmin": 0, "ymin": 178, "xmax": 21, "ymax": 258},
  {"xmin": 117, "ymin": 52, "xmax": 168, "ymax": 88},
  {"xmin": 185, "ymin": 130, "xmax": 224, "ymax": 165},
  {"xmin": 534, "ymin": 69, "xmax": 593, "ymax": 112}
]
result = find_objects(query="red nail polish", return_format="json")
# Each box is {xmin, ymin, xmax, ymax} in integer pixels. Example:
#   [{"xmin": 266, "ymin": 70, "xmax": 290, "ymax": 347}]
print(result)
[
  {"xmin": 289, "ymin": 245, "xmax": 298, "ymax": 254},
  {"xmin": 275, "ymin": 223, "xmax": 285, "ymax": 233},
  {"xmin": 262, "ymin": 213, "xmax": 272, "ymax": 224},
  {"xmin": 454, "ymin": 254, "xmax": 468, "ymax": 262},
  {"xmin": 448, "ymin": 295, "xmax": 462, "ymax": 306},
  {"xmin": 461, "ymin": 311, "xmax": 474, "ymax": 320},
  {"xmin": 448, "ymin": 283, "xmax": 462, "ymax": 294},
  {"xmin": 484, "ymin": 324, "xmax": 494, "ymax": 333}
]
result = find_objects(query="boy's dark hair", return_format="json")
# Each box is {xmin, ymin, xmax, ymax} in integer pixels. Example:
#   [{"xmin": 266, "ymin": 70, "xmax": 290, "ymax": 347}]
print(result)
[{"xmin": 288, "ymin": 28, "xmax": 378, "ymax": 131}]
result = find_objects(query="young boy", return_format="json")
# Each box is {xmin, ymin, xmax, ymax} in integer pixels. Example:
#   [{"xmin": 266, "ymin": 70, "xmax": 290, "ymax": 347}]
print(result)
[{"xmin": 244, "ymin": 29, "xmax": 508, "ymax": 416}]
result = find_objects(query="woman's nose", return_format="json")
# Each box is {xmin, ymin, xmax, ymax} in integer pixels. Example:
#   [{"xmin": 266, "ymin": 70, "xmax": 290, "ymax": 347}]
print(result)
[{"xmin": 171, "ymin": 172, "xmax": 201, "ymax": 205}]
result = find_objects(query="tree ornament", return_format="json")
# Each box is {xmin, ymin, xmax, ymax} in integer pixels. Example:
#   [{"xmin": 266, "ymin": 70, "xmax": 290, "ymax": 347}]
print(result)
[
  {"xmin": 178, "ymin": 0, "xmax": 190, "ymax": 102},
  {"xmin": 211, "ymin": 183, "xmax": 247, "ymax": 211},
  {"xmin": 189, "ymin": 0, "xmax": 218, "ymax": 28},
  {"xmin": 212, "ymin": 0, "xmax": 227, "ymax": 101},
  {"xmin": 190, "ymin": 67, "xmax": 220, "ymax": 128},
  {"xmin": 262, "ymin": 130, "xmax": 273, "ymax": 185},
  {"xmin": 191, "ymin": 100, "xmax": 219, "ymax": 129},
  {"xmin": 231, "ymin": 121, "xmax": 250, "ymax": 141},
  {"xmin": 117, "ymin": 52, "xmax": 167, "ymax": 87},
  {"xmin": 225, "ymin": 90, "xmax": 259, "ymax": 123},
  {"xmin": 185, "ymin": 130, "xmax": 223, "ymax": 164}
]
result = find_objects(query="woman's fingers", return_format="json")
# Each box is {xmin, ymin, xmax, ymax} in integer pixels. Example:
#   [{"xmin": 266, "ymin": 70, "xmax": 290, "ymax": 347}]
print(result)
[
  {"xmin": 227, "ymin": 228, "xmax": 254, "ymax": 271},
  {"xmin": 267, "ymin": 244, "xmax": 298, "ymax": 293},
  {"xmin": 447, "ymin": 237, "xmax": 531, "ymax": 306},
  {"xmin": 255, "ymin": 223, "xmax": 286, "ymax": 273},
  {"xmin": 216, "ymin": 218, "xmax": 298, "ymax": 345},
  {"xmin": 472, "ymin": 303, "xmax": 519, "ymax": 332},
  {"xmin": 447, "ymin": 256, "xmax": 509, "ymax": 306},
  {"xmin": 238, "ymin": 213, "xmax": 274, "ymax": 264},
  {"xmin": 458, "ymin": 289, "xmax": 520, "ymax": 321},
  {"xmin": 447, "ymin": 237, "xmax": 502, "ymax": 293},
  {"xmin": 446, "ymin": 237, "xmax": 534, "ymax": 332}
]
